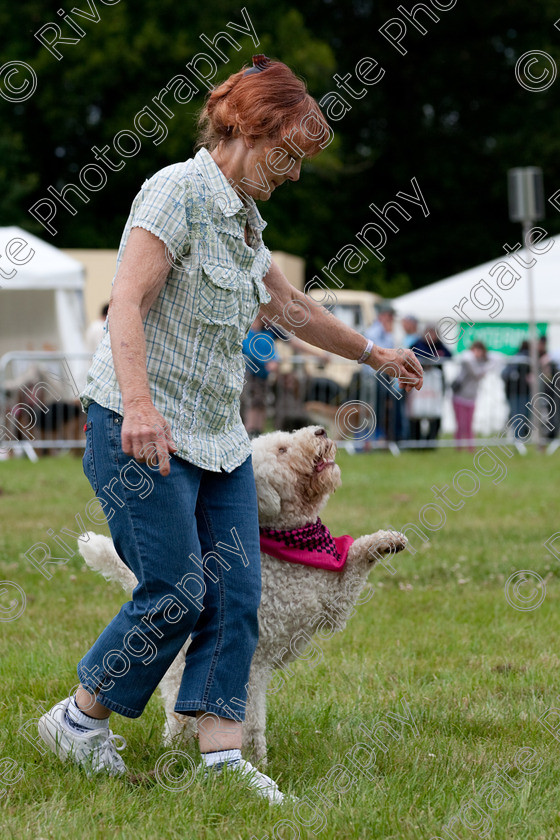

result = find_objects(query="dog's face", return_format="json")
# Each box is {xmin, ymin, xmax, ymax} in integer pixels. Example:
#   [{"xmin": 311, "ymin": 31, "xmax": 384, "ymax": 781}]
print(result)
[{"xmin": 251, "ymin": 426, "xmax": 342, "ymax": 529}]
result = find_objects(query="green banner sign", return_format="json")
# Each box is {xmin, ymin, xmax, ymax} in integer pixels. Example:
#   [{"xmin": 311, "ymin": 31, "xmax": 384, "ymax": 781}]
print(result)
[{"xmin": 457, "ymin": 322, "xmax": 548, "ymax": 355}]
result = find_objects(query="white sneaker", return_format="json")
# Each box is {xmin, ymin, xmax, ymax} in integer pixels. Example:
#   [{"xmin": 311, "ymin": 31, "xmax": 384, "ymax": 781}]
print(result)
[
  {"xmin": 38, "ymin": 697, "xmax": 127, "ymax": 777},
  {"xmin": 208, "ymin": 757, "xmax": 287, "ymax": 804}
]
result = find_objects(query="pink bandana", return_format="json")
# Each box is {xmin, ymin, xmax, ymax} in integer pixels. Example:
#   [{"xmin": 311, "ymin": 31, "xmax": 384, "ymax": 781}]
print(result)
[{"xmin": 259, "ymin": 518, "xmax": 354, "ymax": 571}]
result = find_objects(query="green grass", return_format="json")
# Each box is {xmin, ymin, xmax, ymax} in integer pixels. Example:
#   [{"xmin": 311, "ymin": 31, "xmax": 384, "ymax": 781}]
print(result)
[{"xmin": 0, "ymin": 447, "xmax": 559, "ymax": 840}]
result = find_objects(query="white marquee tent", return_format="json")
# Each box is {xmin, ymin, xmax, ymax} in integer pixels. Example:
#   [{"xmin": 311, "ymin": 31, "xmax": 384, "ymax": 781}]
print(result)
[
  {"xmin": 0, "ymin": 226, "xmax": 89, "ymax": 394},
  {"xmin": 393, "ymin": 236, "xmax": 560, "ymax": 435},
  {"xmin": 393, "ymin": 235, "xmax": 560, "ymax": 352}
]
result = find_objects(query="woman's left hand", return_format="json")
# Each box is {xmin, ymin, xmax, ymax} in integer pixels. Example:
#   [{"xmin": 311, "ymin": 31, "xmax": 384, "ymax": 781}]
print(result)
[{"xmin": 367, "ymin": 346, "xmax": 424, "ymax": 392}]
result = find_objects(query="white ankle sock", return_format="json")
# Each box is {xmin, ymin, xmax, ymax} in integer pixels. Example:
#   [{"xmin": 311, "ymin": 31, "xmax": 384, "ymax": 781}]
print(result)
[
  {"xmin": 201, "ymin": 749, "xmax": 242, "ymax": 770},
  {"xmin": 64, "ymin": 695, "xmax": 110, "ymax": 732}
]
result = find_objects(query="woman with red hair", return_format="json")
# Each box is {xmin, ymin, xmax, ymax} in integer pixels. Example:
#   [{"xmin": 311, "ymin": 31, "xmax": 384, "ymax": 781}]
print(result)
[{"xmin": 39, "ymin": 57, "xmax": 422, "ymax": 801}]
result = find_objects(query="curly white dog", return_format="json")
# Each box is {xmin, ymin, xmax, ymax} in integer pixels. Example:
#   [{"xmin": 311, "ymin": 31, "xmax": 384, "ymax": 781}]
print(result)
[{"xmin": 78, "ymin": 426, "xmax": 407, "ymax": 764}]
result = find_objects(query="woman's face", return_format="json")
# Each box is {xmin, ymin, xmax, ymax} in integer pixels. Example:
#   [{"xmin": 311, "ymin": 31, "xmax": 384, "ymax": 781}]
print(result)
[
  {"xmin": 244, "ymin": 136, "xmax": 303, "ymax": 200},
  {"xmin": 215, "ymin": 135, "xmax": 303, "ymax": 201}
]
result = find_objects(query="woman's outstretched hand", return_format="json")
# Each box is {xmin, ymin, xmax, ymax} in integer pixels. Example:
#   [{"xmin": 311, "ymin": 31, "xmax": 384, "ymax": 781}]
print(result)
[{"xmin": 368, "ymin": 346, "xmax": 424, "ymax": 392}]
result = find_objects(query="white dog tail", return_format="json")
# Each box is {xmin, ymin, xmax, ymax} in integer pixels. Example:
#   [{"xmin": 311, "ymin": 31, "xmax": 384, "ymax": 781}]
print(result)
[{"xmin": 77, "ymin": 531, "xmax": 138, "ymax": 592}]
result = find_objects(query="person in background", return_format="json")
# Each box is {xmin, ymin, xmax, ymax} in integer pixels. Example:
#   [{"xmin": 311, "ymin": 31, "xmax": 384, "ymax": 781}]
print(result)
[
  {"xmin": 364, "ymin": 303, "xmax": 405, "ymax": 442},
  {"xmin": 366, "ymin": 302, "xmax": 395, "ymax": 349},
  {"xmin": 452, "ymin": 340, "xmax": 493, "ymax": 449},
  {"xmin": 85, "ymin": 303, "xmax": 109, "ymax": 353},
  {"xmin": 241, "ymin": 314, "xmax": 279, "ymax": 437},
  {"xmin": 401, "ymin": 315, "xmax": 420, "ymax": 349},
  {"xmin": 537, "ymin": 336, "xmax": 560, "ymax": 444},
  {"xmin": 501, "ymin": 340, "xmax": 531, "ymax": 439},
  {"xmin": 407, "ymin": 325, "xmax": 451, "ymax": 445},
  {"xmin": 546, "ymin": 344, "xmax": 560, "ymax": 448},
  {"xmin": 412, "ymin": 325, "xmax": 451, "ymax": 367},
  {"xmin": 398, "ymin": 314, "xmax": 420, "ymax": 440}
]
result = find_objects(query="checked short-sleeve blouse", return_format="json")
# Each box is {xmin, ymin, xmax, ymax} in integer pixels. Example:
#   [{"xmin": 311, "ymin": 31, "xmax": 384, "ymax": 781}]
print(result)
[{"xmin": 80, "ymin": 147, "xmax": 272, "ymax": 472}]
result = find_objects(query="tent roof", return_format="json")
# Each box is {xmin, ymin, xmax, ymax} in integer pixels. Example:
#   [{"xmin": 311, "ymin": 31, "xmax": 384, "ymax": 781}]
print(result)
[
  {"xmin": 394, "ymin": 236, "xmax": 560, "ymax": 324},
  {"xmin": 0, "ymin": 226, "xmax": 84, "ymax": 290}
]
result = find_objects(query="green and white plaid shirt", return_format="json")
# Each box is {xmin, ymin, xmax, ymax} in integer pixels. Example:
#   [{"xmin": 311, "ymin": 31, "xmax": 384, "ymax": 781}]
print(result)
[{"xmin": 81, "ymin": 148, "xmax": 272, "ymax": 471}]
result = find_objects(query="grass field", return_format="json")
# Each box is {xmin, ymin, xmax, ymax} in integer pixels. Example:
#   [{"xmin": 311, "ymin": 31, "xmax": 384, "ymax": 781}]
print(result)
[{"xmin": 0, "ymin": 446, "xmax": 559, "ymax": 840}]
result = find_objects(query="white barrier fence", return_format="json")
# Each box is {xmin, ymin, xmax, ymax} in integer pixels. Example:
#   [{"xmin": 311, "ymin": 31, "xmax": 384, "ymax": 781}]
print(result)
[
  {"xmin": 257, "ymin": 352, "xmax": 560, "ymax": 453},
  {"xmin": 1, "ymin": 350, "xmax": 557, "ymax": 459},
  {"xmin": 0, "ymin": 351, "xmax": 91, "ymax": 460}
]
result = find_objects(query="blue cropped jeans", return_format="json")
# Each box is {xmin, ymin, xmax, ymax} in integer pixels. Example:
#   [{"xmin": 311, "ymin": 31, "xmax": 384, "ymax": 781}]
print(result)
[{"xmin": 77, "ymin": 401, "xmax": 261, "ymax": 720}]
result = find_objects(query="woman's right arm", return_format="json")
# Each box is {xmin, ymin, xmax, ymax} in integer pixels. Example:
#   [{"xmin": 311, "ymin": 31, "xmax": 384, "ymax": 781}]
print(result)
[{"xmin": 108, "ymin": 226, "xmax": 177, "ymax": 476}]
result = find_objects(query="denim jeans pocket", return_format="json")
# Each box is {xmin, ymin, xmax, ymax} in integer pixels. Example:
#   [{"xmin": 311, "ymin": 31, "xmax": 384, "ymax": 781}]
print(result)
[
  {"xmin": 105, "ymin": 410, "xmax": 123, "ymax": 449},
  {"xmin": 82, "ymin": 419, "xmax": 99, "ymax": 494}
]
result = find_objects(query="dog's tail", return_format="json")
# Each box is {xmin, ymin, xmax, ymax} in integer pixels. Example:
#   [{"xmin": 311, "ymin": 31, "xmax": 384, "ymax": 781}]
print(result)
[{"xmin": 77, "ymin": 531, "xmax": 138, "ymax": 592}]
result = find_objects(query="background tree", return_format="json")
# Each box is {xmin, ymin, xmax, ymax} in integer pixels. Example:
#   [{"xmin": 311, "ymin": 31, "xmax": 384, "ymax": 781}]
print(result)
[{"xmin": 2, "ymin": 0, "xmax": 560, "ymax": 296}]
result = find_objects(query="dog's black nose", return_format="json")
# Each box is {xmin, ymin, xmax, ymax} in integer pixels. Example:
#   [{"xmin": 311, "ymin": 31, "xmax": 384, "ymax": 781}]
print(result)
[{"xmin": 314, "ymin": 428, "xmax": 326, "ymax": 437}]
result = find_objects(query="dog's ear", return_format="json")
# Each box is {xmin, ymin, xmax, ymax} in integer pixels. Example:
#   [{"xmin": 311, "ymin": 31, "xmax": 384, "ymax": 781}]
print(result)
[{"xmin": 256, "ymin": 483, "xmax": 282, "ymax": 520}]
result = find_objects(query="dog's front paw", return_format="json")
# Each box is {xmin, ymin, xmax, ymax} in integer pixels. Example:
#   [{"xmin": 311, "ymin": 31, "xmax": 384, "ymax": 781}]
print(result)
[
  {"xmin": 366, "ymin": 530, "xmax": 407, "ymax": 563},
  {"xmin": 348, "ymin": 531, "xmax": 408, "ymax": 566}
]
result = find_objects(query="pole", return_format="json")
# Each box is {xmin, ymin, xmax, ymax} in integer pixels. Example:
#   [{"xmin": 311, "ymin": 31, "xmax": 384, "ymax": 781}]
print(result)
[{"xmin": 523, "ymin": 220, "xmax": 541, "ymax": 445}]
